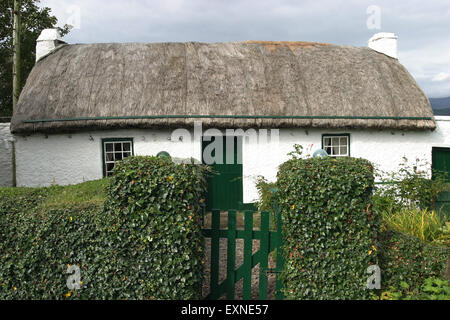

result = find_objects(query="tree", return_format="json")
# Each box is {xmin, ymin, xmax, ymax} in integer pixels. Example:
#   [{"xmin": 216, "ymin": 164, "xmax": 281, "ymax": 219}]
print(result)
[{"xmin": 0, "ymin": 0, "xmax": 70, "ymax": 118}]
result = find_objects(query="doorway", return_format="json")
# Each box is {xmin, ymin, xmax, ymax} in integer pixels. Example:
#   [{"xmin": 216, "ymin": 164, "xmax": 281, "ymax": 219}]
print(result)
[{"xmin": 201, "ymin": 135, "xmax": 243, "ymax": 210}]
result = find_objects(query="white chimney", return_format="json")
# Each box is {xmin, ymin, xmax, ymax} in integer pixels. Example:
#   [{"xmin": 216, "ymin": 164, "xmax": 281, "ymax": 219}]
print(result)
[
  {"xmin": 36, "ymin": 29, "xmax": 66, "ymax": 62},
  {"xmin": 368, "ymin": 32, "xmax": 398, "ymax": 59}
]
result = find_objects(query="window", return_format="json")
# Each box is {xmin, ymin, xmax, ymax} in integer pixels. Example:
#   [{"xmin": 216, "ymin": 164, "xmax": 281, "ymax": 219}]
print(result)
[
  {"xmin": 322, "ymin": 134, "xmax": 350, "ymax": 157},
  {"xmin": 102, "ymin": 138, "xmax": 134, "ymax": 177}
]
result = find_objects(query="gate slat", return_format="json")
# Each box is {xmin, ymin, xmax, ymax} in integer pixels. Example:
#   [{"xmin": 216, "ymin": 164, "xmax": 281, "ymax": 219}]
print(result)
[
  {"xmin": 275, "ymin": 211, "xmax": 284, "ymax": 300},
  {"xmin": 226, "ymin": 210, "xmax": 236, "ymax": 299},
  {"xmin": 243, "ymin": 210, "xmax": 253, "ymax": 299},
  {"xmin": 203, "ymin": 209, "xmax": 283, "ymax": 300},
  {"xmin": 258, "ymin": 211, "xmax": 269, "ymax": 299},
  {"xmin": 210, "ymin": 210, "xmax": 220, "ymax": 299}
]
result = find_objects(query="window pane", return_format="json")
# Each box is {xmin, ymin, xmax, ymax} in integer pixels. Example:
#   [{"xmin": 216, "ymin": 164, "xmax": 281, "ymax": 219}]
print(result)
[
  {"xmin": 340, "ymin": 146, "xmax": 347, "ymax": 155},
  {"xmin": 106, "ymin": 163, "xmax": 115, "ymax": 172},
  {"xmin": 325, "ymin": 146, "xmax": 332, "ymax": 155},
  {"xmin": 332, "ymin": 137, "xmax": 339, "ymax": 146},
  {"xmin": 103, "ymin": 139, "xmax": 133, "ymax": 177},
  {"xmin": 106, "ymin": 152, "xmax": 114, "ymax": 161},
  {"xmin": 105, "ymin": 143, "xmax": 113, "ymax": 152},
  {"xmin": 340, "ymin": 137, "xmax": 347, "ymax": 146},
  {"xmin": 331, "ymin": 146, "xmax": 339, "ymax": 155},
  {"xmin": 324, "ymin": 138, "xmax": 331, "ymax": 146}
]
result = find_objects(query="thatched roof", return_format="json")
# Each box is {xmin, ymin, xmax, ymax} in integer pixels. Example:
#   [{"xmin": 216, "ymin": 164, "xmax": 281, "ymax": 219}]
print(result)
[{"xmin": 11, "ymin": 41, "xmax": 435, "ymax": 133}]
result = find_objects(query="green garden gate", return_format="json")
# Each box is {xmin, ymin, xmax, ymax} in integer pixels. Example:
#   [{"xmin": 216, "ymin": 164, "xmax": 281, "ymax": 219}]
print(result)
[{"xmin": 202, "ymin": 209, "xmax": 284, "ymax": 300}]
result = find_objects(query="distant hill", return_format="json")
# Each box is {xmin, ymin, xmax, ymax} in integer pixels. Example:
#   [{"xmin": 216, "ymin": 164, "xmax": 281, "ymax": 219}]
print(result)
[
  {"xmin": 434, "ymin": 108, "xmax": 450, "ymax": 115},
  {"xmin": 429, "ymin": 97, "xmax": 450, "ymax": 115}
]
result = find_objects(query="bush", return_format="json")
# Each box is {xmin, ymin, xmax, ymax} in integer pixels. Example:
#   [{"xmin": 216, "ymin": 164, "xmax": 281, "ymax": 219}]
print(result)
[
  {"xmin": 255, "ymin": 176, "xmax": 277, "ymax": 212},
  {"xmin": 276, "ymin": 155, "xmax": 379, "ymax": 299},
  {"xmin": 374, "ymin": 157, "xmax": 447, "ymax": 212},
  {"xmin": 377, "ymin": 277, "xmax": 450, "ymax": 300},
  {"xmin": 382, "ymin": 207, "xmax": 449, "ymax": 246},
  {"xmin": 377, "ymin": 227, "xmax": 449, "ymax": 295},
  {"xmin": 100, "ymin": 156, "xmax": 209, "ymax": 299},
  {"xmin": 0, "ymin": 156, "xmax": 209, "ymax": 299},
  {"xmin": 0, "ymin": 186, "xmax": 105, "ymax": 299}
]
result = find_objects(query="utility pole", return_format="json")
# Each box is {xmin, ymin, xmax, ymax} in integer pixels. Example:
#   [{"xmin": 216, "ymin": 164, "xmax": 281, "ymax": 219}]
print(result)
[
  {"xmin": 12, "ymin": 0, "xmax": 21, "ymax": 113},
  {"xmin": 12, "ymin": 0, "xmax": 20, "ymax": 187}
]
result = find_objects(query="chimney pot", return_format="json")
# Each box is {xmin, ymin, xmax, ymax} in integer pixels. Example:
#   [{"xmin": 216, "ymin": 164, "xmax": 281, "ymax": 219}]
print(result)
[
  {"xmin": 36, "ymin": 29, "xmax": 66, "ymax": 62},
  {"xmin": 368, "ymin": 32, "xmax": 398, "ymax": 59}
]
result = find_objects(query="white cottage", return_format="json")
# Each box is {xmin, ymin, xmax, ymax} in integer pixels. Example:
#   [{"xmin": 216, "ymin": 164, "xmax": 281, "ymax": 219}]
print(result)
[{"xmin": 9, "ymin": 30, "xmax": 450, "ymax": 209}]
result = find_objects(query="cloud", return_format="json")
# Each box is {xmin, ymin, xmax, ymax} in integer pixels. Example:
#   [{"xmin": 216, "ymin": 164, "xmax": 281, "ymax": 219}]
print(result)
[
  {"xmin": 432, "ymin": 72, "xmax": 450, "ymax": 82},
  {"xmin": 38, "ymin": 0, "xmax": 450, "ymax": 98}
]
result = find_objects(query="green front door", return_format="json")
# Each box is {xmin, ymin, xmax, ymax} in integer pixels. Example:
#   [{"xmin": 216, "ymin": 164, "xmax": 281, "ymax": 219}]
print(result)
[
  {"xmin": 432, "ymin": 147, "xmax": 450, "ymax": 214},
  {"xmin": 432, "ymin": 147, "xmax": 450, "ymax": 182},
  {"xmin": 202, "ymin": 136, "xmax": 243, "ymax": 210}
]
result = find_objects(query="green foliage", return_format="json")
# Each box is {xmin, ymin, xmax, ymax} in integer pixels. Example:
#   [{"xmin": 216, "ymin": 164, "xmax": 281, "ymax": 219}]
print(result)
[
  {"xmin": 0, "ymin": 186, "xmax": 92, "ymax": 298},
  {"xmin": 419, "ymin": 277, "xmax": 450, "ymax": 300},
  {"xmin": 374, "ymin": 157, "xmax": 447, "ymax": 213},
  {"xmin": 376, "ymin": 277, "xmax": 450, "ymax": 300},
  {"xmin": 435, "ymin": 222, "xmax": 450, "ymax": 247},
  {"xmin": 286, "ymin": 144, "xmax": 304, "ymax": 159},
  {"xmin": 0, "ymin": 0, "xmax": 71, "ymax": 117},
  {"xmin": 382, "ymin": 207, "xmax": 449, "ymax": 246},
  {"xmin": 276, "ymin": 154, "xmax": 379, "ymax": 299},
  {"xmin": 101, "ymin": 156, "xmax": 209, "ymax": 299},
  {"xmin": 255, "ymin": 176, "xmax": 277, "ymax": 212},
  {"xmin": 255, "ymin": 176, "xmax": 279, "ymax": 230},
  {"xmin": 371, "ymin": 157, "xmax": 449, "ymax": 298},
  {"xmin": 39, "ymin": 179, "xmax": 108, "ymax": 209},
  {"xmin": 0, "ymin": 156, "xmax": 209, "ymax": 299},
  {"xmin": 0, "ymin": 200, "xmax": 107, "ymax": 299},
  {"xmin": 377, "ymin": 226, "xmax": 449, "ymax": 295}
]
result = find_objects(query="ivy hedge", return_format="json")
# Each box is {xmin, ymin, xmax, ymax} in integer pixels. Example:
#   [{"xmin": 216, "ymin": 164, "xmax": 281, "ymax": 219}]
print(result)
[
  {"xmin": 378, "ymin": 227, "xmax": 449, "ymax": 293},
  {"xmin": 100, "ymin": 156, "xmax": 208, "ymax": 299},
  {"xmin": 0, "ymin": 202, "xmax": 107, "ymax": 299},
  {"xmin": 0, "ymin": 156, "xmax": 209, "ymax": 299},
  {"xmin": 1, "ymin": 154, "xmax": 446, "ymax": 300},
  {"xmin": 277, "ymin": 157, "xmax": 379, "ymax": 299}
]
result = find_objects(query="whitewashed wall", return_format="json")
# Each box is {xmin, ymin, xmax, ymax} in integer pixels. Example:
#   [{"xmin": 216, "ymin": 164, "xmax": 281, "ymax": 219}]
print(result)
[
  {"xmin": 14, "ymin": 128, "xmax": 199, "ymax": 188},
  {"xmin": 244, "ymin": 116, "xmax": 450, "ymax": 202},
  {"xmin": 0, "ymin": 123, "xmax": 14, "ymax": 187},
  {"xmin": 14, "ymin": 116, "xmax": 450, "ymax": 204}
]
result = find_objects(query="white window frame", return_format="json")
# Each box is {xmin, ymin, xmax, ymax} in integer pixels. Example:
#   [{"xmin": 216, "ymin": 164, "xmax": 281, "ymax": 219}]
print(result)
[
  {"xmin": 322, "ymin": 134, "xmax": 350, "ymax": 157},
  {"xmin": 102, "ymin": 138, "xmax": 134, "ymax": 177}
]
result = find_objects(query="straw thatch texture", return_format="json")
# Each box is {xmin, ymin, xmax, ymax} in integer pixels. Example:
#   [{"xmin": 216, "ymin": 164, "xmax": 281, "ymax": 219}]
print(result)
[{"xmin": 11, "ymin": 41, "xmax": 435, "ymax": 133}]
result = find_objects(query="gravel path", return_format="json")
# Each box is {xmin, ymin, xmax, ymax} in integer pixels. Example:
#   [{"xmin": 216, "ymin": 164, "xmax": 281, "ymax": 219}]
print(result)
[{"xmin": 202, "ymin": 237, "xmax": 278, "ymax": 300}]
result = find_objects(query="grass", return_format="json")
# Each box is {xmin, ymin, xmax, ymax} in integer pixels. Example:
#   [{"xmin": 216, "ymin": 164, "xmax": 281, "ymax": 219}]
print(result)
[
  {"xmin": 39, "ymin": 179, "xmax": 108, "ymax": 209},
  {"xmin": 0, "ymin": 179, "xmax": 109, "ymax": 210},
  {"xmin": 382, "ymin": 207, "xmax": 449, "ymax": 246}
]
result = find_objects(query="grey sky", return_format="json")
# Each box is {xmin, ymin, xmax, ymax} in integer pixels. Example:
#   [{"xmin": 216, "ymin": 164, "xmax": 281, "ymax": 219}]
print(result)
[{"xmin": 40, "ymin": 0, "xmax": 450, "ymax": 98}]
